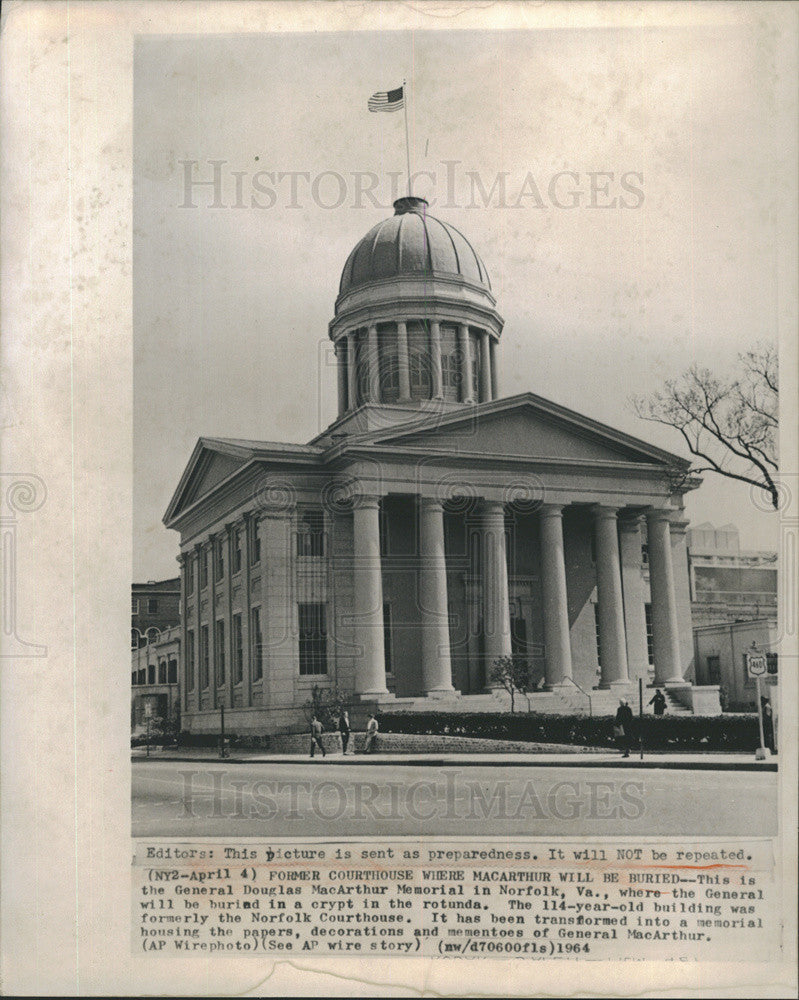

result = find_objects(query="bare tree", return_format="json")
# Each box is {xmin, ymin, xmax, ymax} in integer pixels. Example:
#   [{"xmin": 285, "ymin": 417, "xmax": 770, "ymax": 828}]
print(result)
[{"xmin": 632, "ymin": 342, "xmax": 779, "ymax": 509}]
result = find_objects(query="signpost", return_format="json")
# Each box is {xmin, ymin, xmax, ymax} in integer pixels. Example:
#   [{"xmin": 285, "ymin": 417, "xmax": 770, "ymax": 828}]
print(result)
[
  {"xmin": 746, "ymin": 646, "xmax": 770, "ymax": 761},
  {"xmin": 144, "ymin": 700, "xmax": 152, "ymax": 759}
]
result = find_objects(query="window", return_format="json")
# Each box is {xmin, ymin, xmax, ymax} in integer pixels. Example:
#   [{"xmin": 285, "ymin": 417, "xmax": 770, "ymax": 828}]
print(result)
[
  {"xmin": 137, "ymin": 668, "xmax": 146, "ymax": 685},
  {"xmin": 215, "ymin": 620, "xmax": 225, "ymax": 685},
  {"xmin": 644, "ymin": 603, "xmax": 654, "ymax": 666},
  {"xmin": 299, "ymin": 603, "xmax": 328, "ymax": 675},
  {"xmin": 214, "ymin": 536, "xmax": 225, "ymax": 582},
  {"xmin": 250, "ymin": 521, "xmax": 261, "ymax": 565},
  {"xmin": 593, "ymin": 604, "xmax": 602, "ymax": 670},
  {"xmin": 148, "ymin": 663, "xmax": 155, "ymax": 685},
  {"xmin": 511, "ymin": 604, "xmax": 528, "ymax": 659},
  {"xmin": 131, "ymin": 672, "xmax": 137, "ymax": 686},
  {"xmin": 168, "ymin": 659, "xmax": 178, "ymax": 684},
  {"xmin": 250, "ymin": 607, "xmax": 263, "ymax": 680},
  {"xmin": 233, "ymin": 527, "xmax": 242, "ymax": 574},
  {"xmin": 297, "ymin": 508, "xmax": 325, "ymax": 557},
  {"xmin": 200, "ymin": 547, "xmax": 208, "ymax": 589},
  {"xmin": 232, "ymin": 613, "xmax": 243, "ymax": 684},
  {"xmin": 378, "ymin": 327, "xmax": 399, "ymax": 402},
  {"xmin": 131, "ymin": 597, "xmax": 140, "ymax": 615},
  {"xmin": 158, "ymin": 659, "xmax": 167, "ymax": 684},
  {"xmin": 641, "ymin": 542, "xmax": 649, "ymax": 565},
  {"xmin": 200, "ymin": 625, "xmax": 209, "ymax": 689},
  {"xmin": 409, "ymin": 351, "xmax": 431, "ymax": 400},
  {"xmin": 383, "ymin": 603, "xmax": 393, "ymax": 674},
  {"xmin": 707, "ymin": 654, "xmax": 721, "ymax": 685},
  {"xmin": 187, "ymin": 631, "xmax": 195, "ymax": 690},
  {"xmin": 148, "ymin": 598, "xmax": 159, "ymax": 614},
  {"xmin": 441, "ymin": 351, "xmax": 461, "ymax": 400},
  {"xmin": 186, "ymin": 557, "xmax": 194, "ymax": 594}
]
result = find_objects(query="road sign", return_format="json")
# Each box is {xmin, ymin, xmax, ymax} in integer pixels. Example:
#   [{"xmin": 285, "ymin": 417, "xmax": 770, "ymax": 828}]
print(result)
[{"xmin": 747, "ymin": 652, "xmax": 767, "ymax": 678}]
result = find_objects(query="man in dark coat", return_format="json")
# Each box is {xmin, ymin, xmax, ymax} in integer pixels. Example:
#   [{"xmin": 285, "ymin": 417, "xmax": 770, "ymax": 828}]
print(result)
[
  {"xmin": 648, "ymin": 689, "xmax": 667, "ymax": 716},
  {"xmin": 614, "ymin": 698, "xmax": 635, "ymax": 757},
  {"xmin": 338, "ymin": 709, "xmax": 351, "ymax": 755}
]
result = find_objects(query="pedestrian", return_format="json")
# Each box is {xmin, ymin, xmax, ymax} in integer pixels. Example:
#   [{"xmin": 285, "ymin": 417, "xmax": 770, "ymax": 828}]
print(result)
[
  {"xmin": 648, "ymin": 689, "xmax": 667, "ymax": 716},
  {"xmin": 761, "ymin": 697, "xmax": 776, "ymax": 754},
  {"xmin": 363, "ymin": 713, "xmax": 378, "ymax": 754},
  {"xmin": 338, "ymin": 709, "xmax": 351, "ymax": 755},
  {"xmin": 614, "ymin": 698, "xmax": 634, "ymax": 757},
  {"xmin": 309, "ymin": 715, "xmax": 326, "ymax": 758}
]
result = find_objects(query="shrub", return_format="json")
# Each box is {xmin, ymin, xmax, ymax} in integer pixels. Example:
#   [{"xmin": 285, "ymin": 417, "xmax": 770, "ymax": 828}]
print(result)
[{"xmin": 374, "ymin": 711, "xmax": 759, "ymax": 751}]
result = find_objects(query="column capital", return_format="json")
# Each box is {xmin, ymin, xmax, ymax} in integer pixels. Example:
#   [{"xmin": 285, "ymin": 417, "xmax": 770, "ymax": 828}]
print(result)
[
  {"xmin": 618, "ymin": 513, "xmax": 644, "ymax": 532},
  {"xmin": 592, "ymin": 504, "xmax": 620, "ymax": 521},
  {"xmin": 259, "ymin": 502, "xmax": 296, "ymax": 520},
  {"xmin": 539, "ymin": 502, "xmax": 565, "ymax": 519},
  {"xmin": 177, "ymin": 552, "xmax": 187, "ymax": 566},
  {"xmin": 419, "ymin": 495, "xmax": 445, "ymax": 511},
  {"xmin": 646, "ymin": 507, "xmax": 673, "ymax": 524},
  {"xmin": 353, "ymin": 493, "xmax": 382, "ymax": 511}
]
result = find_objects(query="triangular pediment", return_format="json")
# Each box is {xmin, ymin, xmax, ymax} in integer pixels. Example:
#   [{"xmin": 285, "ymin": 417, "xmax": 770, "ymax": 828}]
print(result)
[
  {"xmin": 364, "ymin": 394, "xmax": 687, "ymax": 468},
  {"xmin": 183, "ymin": 450, "xmax": 246, "ymax": 506}
]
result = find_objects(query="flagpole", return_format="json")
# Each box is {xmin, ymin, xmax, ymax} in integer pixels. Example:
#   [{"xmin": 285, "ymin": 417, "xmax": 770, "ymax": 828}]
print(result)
[{"xmin": 402, "ymin": 78, "xmax": 412, "ymax": 196}]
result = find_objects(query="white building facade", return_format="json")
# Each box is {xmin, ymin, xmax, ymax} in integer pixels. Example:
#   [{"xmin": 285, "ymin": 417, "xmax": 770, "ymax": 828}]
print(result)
[{"xmin": 164, "ymin": 197, "xmax": 706, "ymax": 734}]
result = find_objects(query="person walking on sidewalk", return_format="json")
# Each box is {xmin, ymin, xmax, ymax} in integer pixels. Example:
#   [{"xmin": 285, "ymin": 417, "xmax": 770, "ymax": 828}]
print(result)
[
  {"xmin": 338, "ymin": 709, "xmax": 351, "ymax": 755},
  {"xmin": 309, "ymin": 715, "xmax": 326, "ymax": 758},
  {"xmin": 648, "ymin": 689, "xmax": 667, "ymax": 716},
  {"xmin": 614, "ymin": 698, "xmax": 634, "ymax": 757},
  {"xmin": 363, "ymin": 713, "xmax": 379, "ymax": 754}
]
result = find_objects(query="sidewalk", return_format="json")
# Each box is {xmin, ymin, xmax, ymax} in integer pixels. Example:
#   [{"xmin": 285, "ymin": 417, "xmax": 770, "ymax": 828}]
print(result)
[{"xmin": 131, "ymin": 747, "xmax": 778, "ymax": 771}]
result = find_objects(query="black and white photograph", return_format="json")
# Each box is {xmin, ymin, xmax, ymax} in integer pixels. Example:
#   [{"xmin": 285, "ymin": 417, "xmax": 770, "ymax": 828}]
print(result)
[
  {"xmin": 131, "ymin": 21, "xmax": 784, "ymax": 840},
  {"xmin": 1, "ymin": 1, "xmax": 796, "ymax": 995}
]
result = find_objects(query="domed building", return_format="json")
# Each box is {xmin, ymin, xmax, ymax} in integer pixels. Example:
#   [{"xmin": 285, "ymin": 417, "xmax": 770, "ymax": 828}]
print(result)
[{"xmin": 164, "ymin": 199, "xmax": 711, "ymax": 736}]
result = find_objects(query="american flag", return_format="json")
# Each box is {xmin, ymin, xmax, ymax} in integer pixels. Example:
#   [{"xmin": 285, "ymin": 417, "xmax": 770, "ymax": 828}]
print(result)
[{"xmin": 368, "ymin": 85, "xmax": 404, "ymax": 112}]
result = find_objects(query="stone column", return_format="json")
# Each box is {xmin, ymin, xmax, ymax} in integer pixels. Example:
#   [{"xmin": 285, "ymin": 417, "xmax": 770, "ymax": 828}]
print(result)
[
  {"xmin": 335, "ymin": 340, "xmax": 348, "ymax": 416},
  {"xmin": 429, "ymin": 321, "xmax": 443, "ymax": 400},
  {"xmin": 480, "ymin": 500, "xmax": 512, "ymax": 679},
  {"xmin": 193, "ymin": 544, "xmax": 202, "ymax": 707},
  {"xmin": 397, "ymin": 321, "xmax": 411, "ymax": 401},
  {"xmin": 243, "ymin": 516, "xmax": 253, "ymax": 707},
  {"xmin": 479, "ymin": 330, "xmax": 491, "ymax": 403},
  {"xmin": 367, "ymin": 324, "xmax": 380, "ymax": 403},
  {"xmin": 618, "ymin": 515, "xmax": 650, "ymax": 683},
  {"xmin": 352, "ymin": 495, "xmax": 389, "ymax": 696},
  {"xmin": 260, "ymin": 503, "xmax": 297, "ymax": 707},
  {"xmin": 458, "ymin": 324, "xmax": 474, "ymax": 403},
  {"xmin": 490, "ymin": 338, "xmax": 499, "ymax": 399},
  {"xmin": 539, "ymin": 504, "xmax": 573, "ymax": 686},
  {"xmin": 593, "ymin": 506, "xmax": 629, "ymax": 688},
  {"xmin": 346, "ymin": 331, "xmax": 358, "ymax": 410},
  {"xmin": 419, "ymin": 497, "xmax": 454, "ymax": 694},
  {"xmin": 225, "ymin": 522, "xmax": 235, "ymax": 705},
  {"xmin": 209, "ymin": 536, "xmax": 217, "ymax": 708},
  {"xmin": 177, "ymin": 552, "xmax": 188, "ymax": 718},
  {"xmin": 646, "ymin": 509, "xmax": 684, "ymax": 684}
]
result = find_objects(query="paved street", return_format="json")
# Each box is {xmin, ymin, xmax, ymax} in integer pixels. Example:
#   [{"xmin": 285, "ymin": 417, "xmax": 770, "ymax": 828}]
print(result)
[{"xmin": 132, "ymin": 758, "xmax": 777, "ymax": 838}]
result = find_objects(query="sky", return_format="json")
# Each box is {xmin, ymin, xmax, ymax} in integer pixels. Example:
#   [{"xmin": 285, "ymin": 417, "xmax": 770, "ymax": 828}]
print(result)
[{"xmin": 133, "ymin": 23, "xmax": 783, "ymax": 581}]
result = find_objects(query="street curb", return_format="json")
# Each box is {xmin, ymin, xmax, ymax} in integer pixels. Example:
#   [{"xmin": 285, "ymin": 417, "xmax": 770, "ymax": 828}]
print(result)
[{"xmin": 131, "ymin": 754, "xmax": 778, "ymax": 772}]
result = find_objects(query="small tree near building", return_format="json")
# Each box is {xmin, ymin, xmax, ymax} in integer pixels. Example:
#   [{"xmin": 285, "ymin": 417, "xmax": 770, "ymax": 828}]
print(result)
[{"xmin": 490, "ymin": 655, "xmax": 532, "ymax": 713}]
